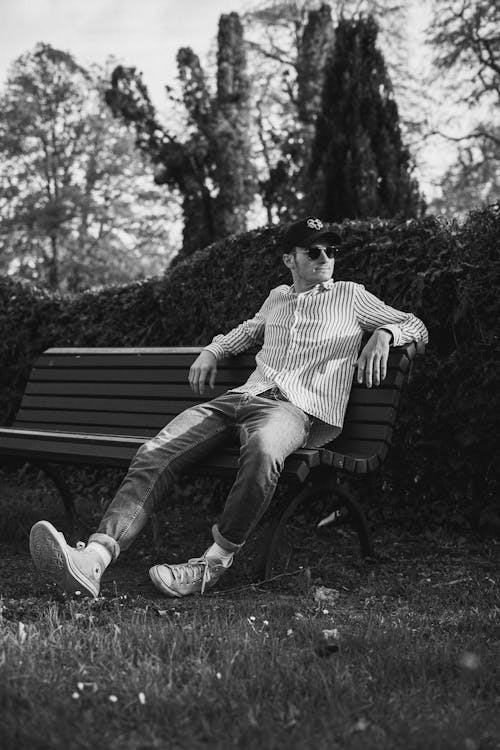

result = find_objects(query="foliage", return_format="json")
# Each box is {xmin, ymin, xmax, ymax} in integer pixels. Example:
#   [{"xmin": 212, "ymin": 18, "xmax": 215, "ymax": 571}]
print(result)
[
  {"xmin": 243, "ymin": 1, "xmax": 415, "ymax": 223},
  {"xmin": 0, "ymin": 43, "xmax": 176, "ymax": 293},
  {"xmin": 243, "ymin": 3, "xmax": 336, "ymax": 222},
  {"xmin": 308, "ymin": 16, "xmax": 422, "ymax": 221},
  {"xmin": 106, "ymin": 13, "xmax": 255, "ymax": 257},
  {"xmin": 427, "ymin": 0, "xmax": 500, "ymax": 107},
  {"xmin": 1, "ymin": 206, "xmax": 499, "ymax": 523},
  {"xmin": 430, "ymin": 131, "xmax": 500, "ymax": 218},
  {"xmin": 425, "ymin": 1, "xmax": 500, "ymax": 217}
]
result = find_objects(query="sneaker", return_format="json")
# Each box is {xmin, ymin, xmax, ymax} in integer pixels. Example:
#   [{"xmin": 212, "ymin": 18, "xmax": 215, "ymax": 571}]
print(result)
[
  {"xmin": 149, "ymin": 551, "xmax": 232, "ymax": 598},
  {"xmin": 30, "ymin": 520, "xmax": 104, "ymax": 598}
]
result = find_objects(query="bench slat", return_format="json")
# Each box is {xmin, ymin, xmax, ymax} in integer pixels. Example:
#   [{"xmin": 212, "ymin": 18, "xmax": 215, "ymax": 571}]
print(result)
[
  {"xmin": 0, "ymin": 428, "xmax": 317, "ymax": 479},
  {"xmin": 38, "ymin": 345, "xmax": 414, "ymax": 364},
  {"xmin": 34, "ymin": 352, "xmax": 256, "ymax": 370},
  {"xmin": 29, "ymin": 367, "xmax": 252, "ymax": 384},
  {"xmin": 23, "ymin": 369, "xmax": 405, "ymax": 400},
  {"xmin": 13, "ymin": 420, "xmax": 162, "ymax": 437},
  {"xmin": 18, "ymin": 404, "xmax": 398, "ymax": 424},
  {"xmin": 320, "ymin": 439, "xmax": 390, "ymax": 473},
  {"xmin": 338, "ymin": 423, "xmax": 392, "ymax": 441},
  {"xmin": 25, "ymin": 382, "xmax": 232, "ymax": 398},
  {"xmin": 14, "ymin": 411, "xmax": 182, "ymax": 430},
  {"xmin": 0, "ymin": 429, "xmax": 321, "ymax": 467},
  {"xmin": 17, "ymin": 395, "xmax": 221, "ymax": 415},
  {"xmin": 14, "ymin": 412, "xmax": 394, "ymax": 445},
  {"xmin": 30, "ymin": 358, "xmax": 408, "ymax": 382},
  {"xmin": 343, "ymin": 404, "xmax": 396, "ymax": 423}
]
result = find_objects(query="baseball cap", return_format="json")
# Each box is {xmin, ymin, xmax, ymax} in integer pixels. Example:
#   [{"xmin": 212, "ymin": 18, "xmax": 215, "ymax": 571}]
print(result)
[{"xmin": 282, "ymin": 217, "xmax": 341, "ymax": 253}]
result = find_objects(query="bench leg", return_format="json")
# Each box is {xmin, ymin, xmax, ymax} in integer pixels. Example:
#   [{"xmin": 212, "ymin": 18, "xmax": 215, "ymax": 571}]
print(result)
[
  {"xmin": 31, "ymin": 462, "xmax": 77, "ymax": 530},
  {"xmin": 256, "ymin": 478, "xmax": 374, "ymax": 581}
]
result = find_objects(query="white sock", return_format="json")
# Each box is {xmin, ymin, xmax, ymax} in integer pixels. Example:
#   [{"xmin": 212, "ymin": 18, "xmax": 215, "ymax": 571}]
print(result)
[
  {"xmin": 86, "ymin": 542, "xmax": 112, "ymax": 568},
  {"xmin": 206, "ymin": 542, "xmax": 234, "ymax": 566}
]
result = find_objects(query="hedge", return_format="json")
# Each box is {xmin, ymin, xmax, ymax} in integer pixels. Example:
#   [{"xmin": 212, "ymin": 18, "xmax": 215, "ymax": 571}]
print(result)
[{"xmin": 1, "ymin": 206, "xmax": 499, "ymax": 530}]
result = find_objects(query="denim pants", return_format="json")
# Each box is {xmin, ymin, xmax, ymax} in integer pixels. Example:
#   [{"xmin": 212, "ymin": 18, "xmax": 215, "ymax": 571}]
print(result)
[{"xmin": 89, "ymin": 390, "xmax": 312, "ymax": 560}]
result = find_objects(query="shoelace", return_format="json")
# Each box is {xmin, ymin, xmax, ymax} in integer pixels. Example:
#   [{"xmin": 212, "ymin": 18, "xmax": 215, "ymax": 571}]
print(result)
[{"xmin": 168, "ymin": 557, "xmax": 222, "ymax": 594}]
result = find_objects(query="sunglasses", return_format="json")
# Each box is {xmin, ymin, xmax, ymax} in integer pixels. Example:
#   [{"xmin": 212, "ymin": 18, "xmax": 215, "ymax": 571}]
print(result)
[{"xmin": 299, "ymin": 245, "xmax": 339, "ymax": 260}]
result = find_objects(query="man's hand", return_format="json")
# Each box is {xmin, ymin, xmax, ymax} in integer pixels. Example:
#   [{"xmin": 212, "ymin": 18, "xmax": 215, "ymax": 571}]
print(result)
[
  {"xmin": 355, "ymin": 329, "xmax": 392, "ymax": 388},
  {"xmin": 189, "ymin": 350, "xmax": 217, "ymax": 395}
]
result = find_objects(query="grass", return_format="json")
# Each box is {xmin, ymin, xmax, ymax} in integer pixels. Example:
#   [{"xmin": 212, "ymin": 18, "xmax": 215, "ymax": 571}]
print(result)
[{"xmin": 0, "ymin": 465, "xmax": 499, "ymax": 750}]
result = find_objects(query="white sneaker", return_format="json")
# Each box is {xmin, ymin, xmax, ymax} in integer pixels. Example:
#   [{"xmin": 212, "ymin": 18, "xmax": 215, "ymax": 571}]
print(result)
[
  {"xmin": 30, "ymin": 520, "xmax": 105, "ymax": 598},
  {"xmin": 149, "ymin": 550, "xmax": 233, "ymax": 597}
]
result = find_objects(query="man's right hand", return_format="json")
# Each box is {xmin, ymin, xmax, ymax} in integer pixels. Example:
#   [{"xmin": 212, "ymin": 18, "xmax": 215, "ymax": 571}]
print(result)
[{"xmin": 189, "ymin": 350, "xmax": 218, "ymax": 395}]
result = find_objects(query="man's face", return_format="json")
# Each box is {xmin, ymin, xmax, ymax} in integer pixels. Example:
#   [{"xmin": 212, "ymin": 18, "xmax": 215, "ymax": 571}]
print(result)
[{"xmin": 284, "ymin": 243, "xmax": 336, "ymax": 290}]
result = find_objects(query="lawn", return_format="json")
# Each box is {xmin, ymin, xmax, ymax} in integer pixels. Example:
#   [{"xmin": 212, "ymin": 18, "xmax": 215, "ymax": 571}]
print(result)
[{"xmin": 0, "ymin": 466, "xmax": 499, "ymax": 750}]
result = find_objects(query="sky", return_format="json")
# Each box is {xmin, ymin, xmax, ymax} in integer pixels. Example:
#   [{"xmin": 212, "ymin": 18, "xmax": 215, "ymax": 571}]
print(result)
[
  {"xmin": 0, "ymin": 0, "xmax": 252, "ymax": 111},
  {"xmin": 0, "ymin": 0, "xmax": 453, "ymax": 201}
]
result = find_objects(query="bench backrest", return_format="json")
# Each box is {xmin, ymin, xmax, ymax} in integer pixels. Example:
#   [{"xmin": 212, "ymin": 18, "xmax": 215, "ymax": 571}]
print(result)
[{"xmin": 13, "ymin": 344, "xmax": 419, "ymax": 473}]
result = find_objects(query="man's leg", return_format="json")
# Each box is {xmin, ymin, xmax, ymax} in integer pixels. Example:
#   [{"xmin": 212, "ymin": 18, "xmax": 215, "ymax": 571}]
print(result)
[
  {"xmin": 29, "ymin": 395, "xmax": 238, "ymax": 597},
  {"xmin": 214, "ymin": 393, "xmax": 311, "ymax": 548},
  {"xmin": 150, "ymin": 393, "xmax": 311, "ymax": 596}
]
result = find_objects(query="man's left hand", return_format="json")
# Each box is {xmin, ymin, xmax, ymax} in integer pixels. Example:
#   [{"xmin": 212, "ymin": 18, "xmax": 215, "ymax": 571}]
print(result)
[{"xmin": 355, "ymin": 329, "xmax": 392, "ymax": 388}]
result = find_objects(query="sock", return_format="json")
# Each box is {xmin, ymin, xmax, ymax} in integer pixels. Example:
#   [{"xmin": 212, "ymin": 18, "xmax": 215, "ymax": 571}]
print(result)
[
  {"xmin": 86, "ymin": 541, "xmax": 112, "ymax": 568},
  {"xmin": 206, "ymin": 542, "xmax": 234, "ymax": 566}
]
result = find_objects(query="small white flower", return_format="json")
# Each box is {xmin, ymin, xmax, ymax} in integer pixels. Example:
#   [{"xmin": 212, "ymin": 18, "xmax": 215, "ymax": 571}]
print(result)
[
  {"xmin": 138, "ymin": 692, "xmax": 146, "ymax": 705},
  {"xmin": 216, "ymin": 672, "xmax": 222, "ymax": 680},
  {"xmin": 108, "ymin": 694, "xmax": 118, "ymax": 703},
  {"xmin": 322, "ymin": 609, "xmax": 329, "ymax": 615},
  {"xmin": 286, "ymin": 628, "xmax": 294, "ymax": 637},
  {"xmin": 263, "ymin": 620, "xmax": 269, "ymax": 626},
  {"xmin": 77, "ymin": 681, "xmax": 98, "ymax": 693},
  {"xmin": 17, "ymin": 622, "xmax": 27, "ymax": 645},
  {"xmin": 71, "ymin": 692, "xmax": 80, "ymax": 700},
  {"xmin": 249, "ymin": 616, "xmax": 256, "ymax": 621}
]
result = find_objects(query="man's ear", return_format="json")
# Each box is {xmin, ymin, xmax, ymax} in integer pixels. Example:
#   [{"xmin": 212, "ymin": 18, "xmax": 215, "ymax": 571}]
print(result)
[{"xmin": 282, "ymin": 252, "xmax": 295, "ymax": 270}]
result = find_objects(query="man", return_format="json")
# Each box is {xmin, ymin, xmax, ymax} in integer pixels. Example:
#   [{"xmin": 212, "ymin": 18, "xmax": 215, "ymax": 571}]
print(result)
[{"xmin": 30, "ymin": 217, "xmax": 428, "ymax": 599}]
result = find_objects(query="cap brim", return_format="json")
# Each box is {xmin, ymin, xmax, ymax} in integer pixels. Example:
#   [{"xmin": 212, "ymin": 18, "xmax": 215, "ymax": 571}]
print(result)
[{"xmin": 301, "ymin": 229, "xmax": 342, "ymax": 248}]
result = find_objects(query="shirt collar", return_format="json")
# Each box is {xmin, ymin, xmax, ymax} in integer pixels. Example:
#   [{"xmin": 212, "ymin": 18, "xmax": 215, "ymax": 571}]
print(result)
[{"xmin": 287, "ymin": 278, "xmax": 335, "ymax": 296}]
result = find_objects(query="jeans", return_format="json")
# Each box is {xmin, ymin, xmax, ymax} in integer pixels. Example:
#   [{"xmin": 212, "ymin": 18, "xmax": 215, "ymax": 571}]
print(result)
[{"xmin": 89, "ymin": 390, "xmax": 312, "ymax": 560}]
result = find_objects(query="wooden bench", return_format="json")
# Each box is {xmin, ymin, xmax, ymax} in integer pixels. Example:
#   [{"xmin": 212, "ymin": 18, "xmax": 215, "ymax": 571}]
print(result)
[{"xmin": 0, "ymin": 344, "xmax": 423, "ymax": 577}]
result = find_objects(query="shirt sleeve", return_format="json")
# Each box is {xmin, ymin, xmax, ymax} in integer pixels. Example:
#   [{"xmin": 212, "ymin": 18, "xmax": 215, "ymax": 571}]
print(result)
[
  {"xmin": 202, "ymin": 293, "xmax": 273, "ymax": 361},
  {"xmin": 354, "ymin": 284, "xmax": 429, "ymax": 347}
]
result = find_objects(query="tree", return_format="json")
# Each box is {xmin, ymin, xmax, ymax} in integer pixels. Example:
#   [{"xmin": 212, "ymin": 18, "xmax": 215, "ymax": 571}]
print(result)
[
  {"xmin": 308, "ymin": 16, "xmax": 422, "ymax": 222},
  {"xmin": 249, "ymin": 3, "xmax": 336, "ymax": 221},
  {"xmin": 0, "ymin": 44, "xmax": 176, "ymax": 293},
  {"xmin": 242, "ymin": 1, "xmax": 414, "ymax": 221},
  {"xmin": 428, "ymin": 0, "xmax": 500, "ymax": 108},
  {"xmin": 424, "ymin": 1, "xmax": 500, "ymax": 215},
  {"xmin": 429, "ymin": 125, "xmax": 500, "ymax": 218},
  {"xmin": 106, "ymin": 13, "xmax": 255, "ymax": 257}
]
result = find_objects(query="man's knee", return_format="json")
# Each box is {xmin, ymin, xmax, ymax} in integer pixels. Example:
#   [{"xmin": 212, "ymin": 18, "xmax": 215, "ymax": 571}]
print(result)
[{"xmin": 241, "ymin": 434, "xmax": 284, "ymax": 470}]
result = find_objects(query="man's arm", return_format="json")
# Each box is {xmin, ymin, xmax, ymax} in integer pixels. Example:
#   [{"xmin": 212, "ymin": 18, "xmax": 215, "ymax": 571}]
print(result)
[
  {"xmin": 354, "ymin": 285, "xmax": 428, "ymax": 388},
  {"xmin": 189, "ymin": 295, "xmax": 272, "ymax": 395}
]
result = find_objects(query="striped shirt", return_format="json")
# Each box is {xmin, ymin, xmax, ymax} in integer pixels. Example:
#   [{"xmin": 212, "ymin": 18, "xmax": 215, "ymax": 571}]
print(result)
[{"xmin": 203, "ymin": 279, "xmax": 429, "ymax": 447}]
